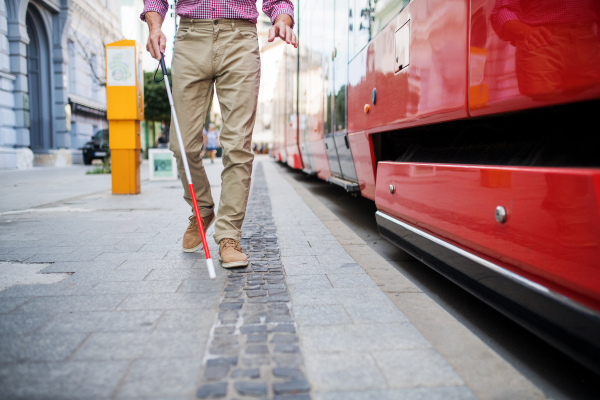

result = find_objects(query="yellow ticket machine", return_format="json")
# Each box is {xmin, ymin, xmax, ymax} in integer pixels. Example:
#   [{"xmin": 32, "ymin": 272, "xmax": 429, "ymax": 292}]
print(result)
[{"xmin": 105, "ymin": 40, "xmax": 144, "ymax": 194}]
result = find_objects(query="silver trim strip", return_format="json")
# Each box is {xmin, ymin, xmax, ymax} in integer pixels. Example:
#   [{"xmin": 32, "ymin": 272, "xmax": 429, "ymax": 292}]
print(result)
[{"xmin": 376, "ymin": 211, "xmax": 600, "ymax": 318}]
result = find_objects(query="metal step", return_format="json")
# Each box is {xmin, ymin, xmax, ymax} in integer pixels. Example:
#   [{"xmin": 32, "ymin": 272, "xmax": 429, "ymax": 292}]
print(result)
[
  {"xmin": 302, "ymin": 168, "xmax": 317, "ymax": 176},
  {"xmin": 326, "ymin": 176, "xmax": 360, "ymax": 192}
]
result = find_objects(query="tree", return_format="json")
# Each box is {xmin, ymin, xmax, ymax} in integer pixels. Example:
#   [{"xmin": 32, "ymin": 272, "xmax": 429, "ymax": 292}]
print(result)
[{"xmin": 144, "ymin": 69, "xmax": 172, "ymax": 124}]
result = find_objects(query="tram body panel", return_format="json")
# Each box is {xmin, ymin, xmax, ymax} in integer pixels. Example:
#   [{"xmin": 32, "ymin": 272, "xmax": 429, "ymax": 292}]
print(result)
[
  {"xmin": 376, "ymin": 162, "xmax": 600, "ymax": 311},
  {"xmin": 469, "ymin": 0, "xmax": 600, "ymax": 116},
  {"xmin": 348, "ymin": 0, "xmax": 469, "ymax": 135},
  {"xmin": 348, "ymin": 131, "xmax": 377, "ymax": 200}
]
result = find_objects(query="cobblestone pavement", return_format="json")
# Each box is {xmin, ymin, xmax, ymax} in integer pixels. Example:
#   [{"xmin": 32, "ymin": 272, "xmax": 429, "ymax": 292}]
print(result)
[
  {"xmin": 0, "ymin": 156, "xmax": 543, "ymax": 399},
  {"xmin": 196, "ymin": 163, "xmax": 310, "ymax": 400}
]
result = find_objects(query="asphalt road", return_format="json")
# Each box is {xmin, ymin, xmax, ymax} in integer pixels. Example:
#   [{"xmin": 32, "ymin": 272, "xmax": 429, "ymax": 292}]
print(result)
[{"xmin": 274, "ymin": 162, "xmax": 600, "ymax": 400}]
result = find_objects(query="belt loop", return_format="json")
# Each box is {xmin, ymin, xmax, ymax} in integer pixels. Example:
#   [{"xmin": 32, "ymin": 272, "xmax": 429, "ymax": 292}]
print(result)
[{"xmin": 231, "ymin": 21, "xmax": 235, "ymax": 30}]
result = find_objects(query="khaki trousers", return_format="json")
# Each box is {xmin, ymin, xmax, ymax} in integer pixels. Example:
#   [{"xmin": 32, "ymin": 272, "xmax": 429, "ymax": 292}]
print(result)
[{"xmin": 169, "ymin": 18, "xmax": 259, "ymax": 244}]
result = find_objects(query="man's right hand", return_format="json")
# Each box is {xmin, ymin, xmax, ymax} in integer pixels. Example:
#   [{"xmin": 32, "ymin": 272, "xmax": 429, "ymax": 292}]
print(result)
[
  {"xmin": 145, "ymin": 12, "xmax": 167, "ymax": 60},
  {"xmin": 502, "ymin": 20, "xmax": 555, "ymax": 51}
]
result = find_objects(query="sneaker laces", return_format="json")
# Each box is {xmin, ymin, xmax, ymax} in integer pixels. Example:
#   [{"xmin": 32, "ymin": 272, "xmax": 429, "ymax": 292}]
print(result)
[{"xmin": 221, "ymin": 238, "xmax": 243, "ymax": 253}]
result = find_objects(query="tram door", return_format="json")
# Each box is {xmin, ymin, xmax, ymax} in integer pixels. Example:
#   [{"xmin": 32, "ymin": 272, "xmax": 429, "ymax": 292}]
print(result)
[
  {"xmin": 332, "ymin": 0, "xmax": 358, "ymax": 181},
  {"xmin": 323, "ymin": 0, "xmax": 342, "ymax": 176}
]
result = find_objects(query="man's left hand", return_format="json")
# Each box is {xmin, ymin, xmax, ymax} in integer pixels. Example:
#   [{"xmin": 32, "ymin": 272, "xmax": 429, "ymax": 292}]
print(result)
[{"xmin": 268, "ymin": 14, "xmax": 298, "ymax": 48}]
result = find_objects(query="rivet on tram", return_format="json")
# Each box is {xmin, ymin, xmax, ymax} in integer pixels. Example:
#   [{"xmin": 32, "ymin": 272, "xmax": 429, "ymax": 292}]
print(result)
[
  {"xmin": 389, "ymin": 185, "xmax": 395, "ymax": 194},
  {"xmin": 364, "ymin": 104, "xmax": 370, "ymax": 113},
  {"xmin": 495, "ymin": 206, "xmax": 507, "ymax": 224}
]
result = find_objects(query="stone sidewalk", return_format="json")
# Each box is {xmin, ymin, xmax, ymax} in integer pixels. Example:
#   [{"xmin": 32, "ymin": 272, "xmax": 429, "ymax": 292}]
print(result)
[{"xmin": 0, "ymin": 156, "xmax": 543, "ymax": 399}]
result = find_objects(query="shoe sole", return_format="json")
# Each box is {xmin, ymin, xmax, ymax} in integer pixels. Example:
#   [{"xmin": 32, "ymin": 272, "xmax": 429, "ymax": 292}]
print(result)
[
  {"xmin": 218, "ymin": 254, "xmax": 248, "ymax": 269},
  {"xmin": 182, "ymin": 216, "xmax": 215, "ymax": 253}
]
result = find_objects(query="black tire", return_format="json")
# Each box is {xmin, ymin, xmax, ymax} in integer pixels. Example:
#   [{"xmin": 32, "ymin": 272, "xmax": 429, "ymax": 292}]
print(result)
[{"xmin": 83, "ymin": 154, "xmax": 94, "ymax": 165}]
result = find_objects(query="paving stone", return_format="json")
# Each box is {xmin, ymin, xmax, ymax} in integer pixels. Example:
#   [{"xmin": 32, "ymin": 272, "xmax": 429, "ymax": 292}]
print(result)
[
  {"xmin": 274, "ymin": 394, "xmax": 312, "ymax": 400},
  {"xmin": 268, "ymin": 295, "xmax": 290, "ymax": 302},
  {"xmin": 273, "ymin": 355, "xmax": 304, "ymax": 369},
  {"xmin": 246, "ymin": 345, "xmax": 269, "ymax": 354},
  {"xmin": 294, "ymin": 305, "xmax": 351, "ymax": 326},
  {"xmin": 204, "ymin": 365, "xmax": 230, "ymax": 380},
  {"xmin": 116, "ymin": 358, "xmax": 200, "ymax": 398},
  {"xmin": 219, "ymin": 302, "xmax": 244, "ymax": 311},
  {"xmin": 304, "ymin": 353, "xmax": 387, "ymax": 391},
  {"xmin": 118, "ymin": 293, "xmax": 218, "ymax": 311},
  {"xmin": 312, "ymin": 387, "xmax": 478, "ymax": 400},
  {"xmin": 0, "ymin": 332, "xmax": 88, "ymax": 362},
  {"xmin": 269, "ymin": 324, "xmax": 296, "ymax": 333},
  {"xmin": 0, "ymin": 360, "xmax": 131, "ymax": 399},
  {"xmin": 0, "ymin": 312, "xmax": 53, "ymax": 335},
  {"xmin": 12, "ymin": 295, "xmax": 126, "ymax": 314},
  {"xmin": 248, "ymin": 297, "xmax": 268, "ymax": 304},
  {"xmin": 273, "ymin": 367, "xmax": 305, "ymax": 379},
  {"xmin": 231, "ymin": 368, "xmax": 260, "ymax": 379},
  {"xmin": 246, "ymin": 333, "xmax": 268, "ymax": 343},
  {"xmin": 207, "ymin": 357, "xmax": 238, "ymax": 367},
  {"xmin": 270, "ymin": 334, "xmax": 298, "ymax": 343},
  {"xmin": 274, "ymin": 344, "xmax": 300, "ymax": 353},
  {"xmin": 240, "ymin": 325, "xmax": 267, "ymax": 334},
  {"xmin": 371, "ymin": 349, "xmax": 463, "ymax": 388},
  {"xmin": 247, "ymin": 289, "xmax": 267, "ymax": 298},
  {"xmin": 72, "ymin": 331, "xmax": 208, "ymax": 360},
  {"xmin": 155, "ymin": 309, "xmax": 215, "ymax": 331},
  {"xmin": 234, "ymin": 381, "xmax": 267, "ymax": 397},
  {"xmin": 212, "ymin": 336, "xmax": 239, "ymax": 346},
  {"xmin": 326, "ymin": 273, "xmax": 378, "ymax": 288},
  {"xmin": 215, "ymin": 326, "xmax": 235, "ymax": 335},
  {"xmin": 197, "ymin": 382, "xmax": 227, "ymax": 398},
  {"xmin": 39, "ymin": 310, "xmax": 163, "ymax": 333},
  {"xmin": 273, "ymin": 379, "xmax": 311, "ymax": 395}
]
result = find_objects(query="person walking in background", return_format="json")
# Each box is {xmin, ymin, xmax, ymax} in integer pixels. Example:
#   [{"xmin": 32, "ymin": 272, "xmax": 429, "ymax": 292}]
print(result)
[
  {"xmin": 204, "ymin": 123, "xmax": 219, "ymax": 164},
  {"xmin": 142, "ymin": 0, "xmax": 297, "ymax": 268}
]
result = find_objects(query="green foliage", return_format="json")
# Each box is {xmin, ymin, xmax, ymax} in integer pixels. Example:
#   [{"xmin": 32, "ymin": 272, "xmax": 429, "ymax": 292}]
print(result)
[
  {"xmin": 144, "ymin": 68, "xmax": 172, "ymax": 124},
  {"xmin": 86, "ymin": 156, "xmax": 111, "ymax": 174}
]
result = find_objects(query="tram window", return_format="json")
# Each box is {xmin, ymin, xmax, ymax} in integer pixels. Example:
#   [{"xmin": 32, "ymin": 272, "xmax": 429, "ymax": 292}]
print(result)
[{"xmin": 351, "ymin": 0, "xmax": 411, "ymax": 60}]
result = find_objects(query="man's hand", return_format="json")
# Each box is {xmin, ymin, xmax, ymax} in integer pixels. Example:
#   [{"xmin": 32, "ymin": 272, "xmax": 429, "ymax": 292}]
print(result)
[
  {"xmin": 145, "ymin": 12, "xmax": 167, "ymax": 60},
  {"xmin": 502, "ymin": 20, "xmax": 555, "ymax": 51},
  {"xmin": 268, "ymin": 14, "xmax": 298, "ymax": 48}
]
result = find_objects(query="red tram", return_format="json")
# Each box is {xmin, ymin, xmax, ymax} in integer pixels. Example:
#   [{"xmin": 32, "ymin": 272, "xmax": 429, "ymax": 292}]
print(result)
[{"xmin": 269, "ymin": 0, "xmax": 600, "ymax": 373}]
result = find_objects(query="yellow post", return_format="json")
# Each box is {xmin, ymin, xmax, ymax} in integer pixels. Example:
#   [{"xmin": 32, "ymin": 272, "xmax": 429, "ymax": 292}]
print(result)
[{"xmin": 105, "ymin": 40, "xmax": 144, "ymax": 194}]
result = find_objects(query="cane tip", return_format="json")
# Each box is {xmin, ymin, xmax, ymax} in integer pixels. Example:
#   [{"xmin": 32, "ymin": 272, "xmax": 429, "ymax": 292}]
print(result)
[{"xmin": 206, "ymin": 258, "xmax": 216, "ymax": 280}]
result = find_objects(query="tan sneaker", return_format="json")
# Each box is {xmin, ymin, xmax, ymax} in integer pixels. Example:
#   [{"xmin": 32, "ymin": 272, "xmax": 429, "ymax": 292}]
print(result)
[
  {"xmin": 182, "ymin": 213, "xmax": 215, "ymax": 253},
  {"xmin": 218, "ymin": 238, "xmax": 248, "ymax": 268}
]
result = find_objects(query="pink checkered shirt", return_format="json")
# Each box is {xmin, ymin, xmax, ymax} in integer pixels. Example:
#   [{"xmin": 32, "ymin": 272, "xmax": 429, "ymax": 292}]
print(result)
[
  {"xmin": 491, "ymin": 0, "xmax": 600, "ymax": 36},
  {"xmin": 141, "ymin": 0, "xmax": 294, "ymax": 28}
]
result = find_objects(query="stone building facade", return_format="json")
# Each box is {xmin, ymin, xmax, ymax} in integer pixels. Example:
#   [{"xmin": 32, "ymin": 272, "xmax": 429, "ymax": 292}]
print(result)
[{"xmin": 0, "ymin": 0, "xmax": 123, "ymax": 168}]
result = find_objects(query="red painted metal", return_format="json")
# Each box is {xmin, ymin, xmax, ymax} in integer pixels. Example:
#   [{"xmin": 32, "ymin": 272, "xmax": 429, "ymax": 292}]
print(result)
[
  {"xmin": 347, "ymin": 0, "xmax": 469, "ymax": 135},
  {"xmin": 285, "ymin": 117, "xmax": 303, "ymax": 170},
  {"xmin": 188, "ymin": 183, "xmax": 211, "ymax": 260},
  {"xmin": 311, "ymin": 139, "xmax": 331, "ymax": 181},
  {"xmin": 348, "ymin": 132, "xmax": 376, "ymax": 200},
  {"xmin": 375, "ymin": 162, "xmax": 600, "ymax": 312},
  {"xmin": 468, "ymin": 0, "xmax": 600, "ymax": 116}
]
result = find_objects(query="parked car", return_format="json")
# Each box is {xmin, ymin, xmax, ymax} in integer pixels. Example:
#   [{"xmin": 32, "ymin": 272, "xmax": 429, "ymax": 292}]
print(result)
[{"xmin": 82, "ymin": 129, "xmax": 109, "ymax": 165}]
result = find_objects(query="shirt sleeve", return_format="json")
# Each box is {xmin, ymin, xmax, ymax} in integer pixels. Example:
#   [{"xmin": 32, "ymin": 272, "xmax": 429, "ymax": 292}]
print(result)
[
  {"xmin": 490, "ymin": 0, "xmax": 521, "ymax": 37},
  {"xmin": 262, "ymin": 0, "xmax": 295, "ymax": 29},
  {"xmin": 140, "ymin": 0, "xmax": 169, "ymax": 22}
]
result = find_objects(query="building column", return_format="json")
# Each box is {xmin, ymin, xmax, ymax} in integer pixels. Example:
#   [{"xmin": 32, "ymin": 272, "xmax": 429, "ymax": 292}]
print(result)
[
  {"xmin": 6, "ymin": 0, "xmax": 29, "ymax": 148},
  {"xmin": 52, "ymin": 0, "xmax": 71, "ymax": 148}
]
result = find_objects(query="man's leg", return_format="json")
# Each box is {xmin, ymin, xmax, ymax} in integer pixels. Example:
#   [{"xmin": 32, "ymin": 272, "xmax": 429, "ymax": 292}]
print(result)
[
  {"xmin": 169, "ymin": 20, "xmax": 217, "ymax": 251},
  {"xmin": 212, "ymin": 20, "xmax": 260, "ymax": 245}
]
